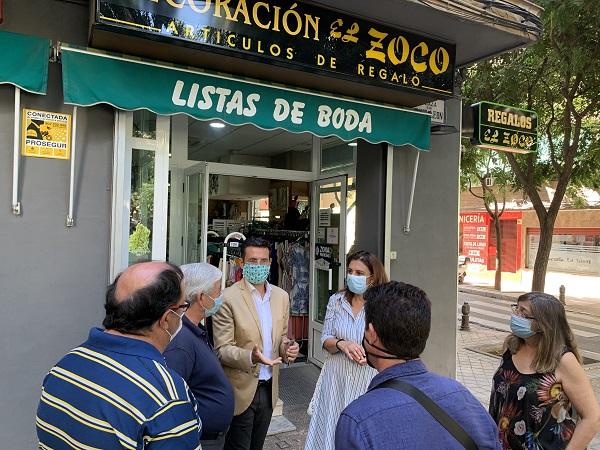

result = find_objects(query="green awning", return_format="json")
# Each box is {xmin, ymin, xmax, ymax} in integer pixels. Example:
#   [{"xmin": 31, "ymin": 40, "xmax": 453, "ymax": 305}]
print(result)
[
  {"xmin": 0, "ymin": 30, "xmax": 50, "ymax": 94},
  {"xmin": 61, "ymin": 46, "xmax": 430, "ymax": 150}
]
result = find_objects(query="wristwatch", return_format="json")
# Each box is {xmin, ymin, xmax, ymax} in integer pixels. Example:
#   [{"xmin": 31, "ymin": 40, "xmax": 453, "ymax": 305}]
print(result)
[{"xmin": 335, "ymin": 338, "xmax": 345, "ymax": 351}]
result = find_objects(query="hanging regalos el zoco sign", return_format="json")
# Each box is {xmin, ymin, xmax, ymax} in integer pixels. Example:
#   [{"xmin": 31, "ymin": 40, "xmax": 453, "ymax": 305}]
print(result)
[
  {"xmin": 471, "ymin": 101, "xmax": 538, "ymax": 153},
  {"xmin": 93, "ymin": 0, "xmax": 456, "ymax": 97}
]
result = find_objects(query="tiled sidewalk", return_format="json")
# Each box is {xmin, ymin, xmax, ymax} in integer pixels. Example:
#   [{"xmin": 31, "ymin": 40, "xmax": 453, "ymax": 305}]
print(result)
[{"xmin": 265, "ymin": 323, "xmax": 600, "ymax": 449}]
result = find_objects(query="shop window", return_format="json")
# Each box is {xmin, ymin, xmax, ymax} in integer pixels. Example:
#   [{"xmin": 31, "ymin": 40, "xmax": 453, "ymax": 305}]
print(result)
[
  {"xmin": 133, "ymin": 110, "xmax": 157, "ymax": 140},
  {"xmin": 129, "ymin": 149, "xmax": 155, "ymax": 264},
  {"xmin": 321, "ymin": 136, "xmax": 356, "ymax": 174}
]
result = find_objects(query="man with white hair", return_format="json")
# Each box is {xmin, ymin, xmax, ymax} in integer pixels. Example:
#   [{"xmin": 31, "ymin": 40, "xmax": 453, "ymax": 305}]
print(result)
[{"xmin": 165, "ymin": 263, "xmax": 234, "ymax": 450}]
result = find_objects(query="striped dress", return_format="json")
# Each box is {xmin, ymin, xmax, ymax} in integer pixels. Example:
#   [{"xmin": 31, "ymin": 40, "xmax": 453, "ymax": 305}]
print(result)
[
  {"xmin": 36, "ymin": 327, "xmax": 202, "ymax": 450},
  {"xmin": 304, "ymin": 292, "xmax": 377, "ymax": 450}
]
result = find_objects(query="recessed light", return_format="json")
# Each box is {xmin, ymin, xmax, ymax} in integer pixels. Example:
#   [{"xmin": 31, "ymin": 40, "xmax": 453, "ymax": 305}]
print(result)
[
  {"xmin": 348, "ymin": 142, "xmax": 358, "ymax": 147},
  {"xmin": 209, "ymin": 122, "xmax": 226, "ymax": 129}
]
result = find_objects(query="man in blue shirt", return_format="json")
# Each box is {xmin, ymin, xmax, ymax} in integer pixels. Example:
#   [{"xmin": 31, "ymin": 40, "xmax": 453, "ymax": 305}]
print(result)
[
  {"xmin": 165, "ymin": 263, "xmax": 235, "ymax": 450},
  {"xmin": 36, "ymin": 261, "xmax": 202, "ymax": 449},
  {"xmin": 335, "ymin": 281, "xmax": 501, "ymax": 450}
]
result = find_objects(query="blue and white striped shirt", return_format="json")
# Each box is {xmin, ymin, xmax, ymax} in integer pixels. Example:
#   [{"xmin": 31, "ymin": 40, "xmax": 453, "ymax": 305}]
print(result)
[{"xmin": 36, "ymin": 327, "xmax": 202, "ymax": 450}]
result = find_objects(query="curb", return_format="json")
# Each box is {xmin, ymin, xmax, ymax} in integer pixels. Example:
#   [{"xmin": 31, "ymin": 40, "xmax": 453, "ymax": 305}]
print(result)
[
  {"xmin": 459, "ymin": 287, "xmax": 600, "ymax": 318},
  {"xmin": 458, "ymin": 286, "xmax": 517, "ymax": 302}
]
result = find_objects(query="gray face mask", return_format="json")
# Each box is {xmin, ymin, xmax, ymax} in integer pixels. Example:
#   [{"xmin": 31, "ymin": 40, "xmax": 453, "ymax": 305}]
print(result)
[{"xmin": 164, "ymin": 310, "xmax": 183, "ymax": 342}]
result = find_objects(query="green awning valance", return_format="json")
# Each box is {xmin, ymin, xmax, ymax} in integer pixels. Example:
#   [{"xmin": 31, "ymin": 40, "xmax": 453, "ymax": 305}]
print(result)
[
  {"xmin": 61, "ymin": 46, "xmax": 430, "ymax": 150},
  {"xmin": 0, "ymin": 30, "xmax": 50, "ymax": 94}
]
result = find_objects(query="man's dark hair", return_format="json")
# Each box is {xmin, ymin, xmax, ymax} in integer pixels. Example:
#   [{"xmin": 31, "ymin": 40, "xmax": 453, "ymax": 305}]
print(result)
[
  {"xmin": 364, "ymin": 281, "xmax": 431, "ymax": 359},
  {"xmin": 241, "ymin": 236, "xmax": 271, "ymax": 259},
  {"xmin": 102, "ymin": 263, "xmax": 183, "ymax": 334}
]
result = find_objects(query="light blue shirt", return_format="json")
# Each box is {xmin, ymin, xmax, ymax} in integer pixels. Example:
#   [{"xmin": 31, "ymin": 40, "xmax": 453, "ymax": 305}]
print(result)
[{"xmin": 335, "ymin": 359, "xmax": 501, "ymax": 450}]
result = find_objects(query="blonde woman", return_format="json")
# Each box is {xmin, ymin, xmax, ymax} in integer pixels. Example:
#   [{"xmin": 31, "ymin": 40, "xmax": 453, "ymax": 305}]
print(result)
[
  {"xmin": 304, "ymin": 251, "xmax": 388, "ymax": 450},
  {"xmin": 489, "ymin": 292, "xmax": 600, "ymax": 449}
]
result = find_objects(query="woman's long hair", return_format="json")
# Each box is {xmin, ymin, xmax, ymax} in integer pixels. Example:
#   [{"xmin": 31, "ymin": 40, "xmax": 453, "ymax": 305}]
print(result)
[
  {"xmin": 343, "ymin": 250, "xmax": 389, "ymax": 304},
  {"xmin": 505, "ymin": 292, "xmax": 581, "ymax": 373}
]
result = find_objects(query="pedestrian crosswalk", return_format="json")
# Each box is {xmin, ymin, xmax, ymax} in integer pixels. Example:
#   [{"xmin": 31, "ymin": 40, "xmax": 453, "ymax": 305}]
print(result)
[{"xmin": 457, "ymin": 296, "xmax": 600, "ymax": 339}]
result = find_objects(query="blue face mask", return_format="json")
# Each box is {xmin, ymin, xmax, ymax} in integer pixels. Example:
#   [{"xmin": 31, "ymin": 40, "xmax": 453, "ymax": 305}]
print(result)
[
  {"xmin": 202, "ymin": 293, "xmax": 223, "ymax": 317},
  {"xmin": 243, "ymin": 264, "xmax": 270, "ymax": 285},
  {"xmin": 510, "ymin": 315, "xmax": 535, "ymax": 338},
  {"xmin": 346, "ymin": 274, "xmax": 368, "ymax": 295}
]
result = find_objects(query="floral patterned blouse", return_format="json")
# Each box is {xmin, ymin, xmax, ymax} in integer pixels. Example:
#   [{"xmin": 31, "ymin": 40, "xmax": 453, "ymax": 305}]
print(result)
[{"xmin": 489, "ymin": 350, "xmax": 576, "ymax": 450}]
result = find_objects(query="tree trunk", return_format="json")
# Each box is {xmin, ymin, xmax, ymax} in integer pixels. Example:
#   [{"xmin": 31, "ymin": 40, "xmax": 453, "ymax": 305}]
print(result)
[
  {"xmin": 494, "ymin": 217, "xmax": 502, "ymax": 290},
  {"xmin": 532, "ymin": 212, "xmax": 558, "ymax": 291}
]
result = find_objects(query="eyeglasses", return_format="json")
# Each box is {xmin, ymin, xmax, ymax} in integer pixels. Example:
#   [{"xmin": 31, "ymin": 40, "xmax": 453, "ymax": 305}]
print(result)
[
  {"xmin": 511, "ymin": 304, "xmax": 535, "ymax": 320},
  {"xmin": 346, "ymin": 268, "xmax": 372, "ymax": 277},
  {"xmin": 169, "ymin": 301, "xmax": 190, "ymax": 316}
]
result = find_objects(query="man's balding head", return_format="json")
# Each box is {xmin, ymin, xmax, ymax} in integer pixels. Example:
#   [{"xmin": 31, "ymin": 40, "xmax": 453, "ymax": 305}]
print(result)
[
  {"xmin": 114, "ymin": 261, "xmax": 175, "ymax": 302},
  {"xmin": 103, "ymin": 262, "xmax": 183, "ymax": 334}
]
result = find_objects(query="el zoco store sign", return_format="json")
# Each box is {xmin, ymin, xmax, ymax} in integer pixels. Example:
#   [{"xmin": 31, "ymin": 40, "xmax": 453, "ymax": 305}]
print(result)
[
  {"xmin": 472, "ymin": 101, "xmax": 538, "ymax": 153},
  {"xmin": 94, "ymin": 0, "xmax": 456, "ymax": 97}
]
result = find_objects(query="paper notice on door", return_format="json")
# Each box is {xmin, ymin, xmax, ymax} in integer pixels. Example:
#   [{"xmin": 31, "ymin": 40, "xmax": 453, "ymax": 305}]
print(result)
[
  {"xmin": 317, "ymin": 227, "xmax": 326, "ymax": 240},
  {"xmin": 326, "ymin": 227, "xmax": 339, "ymax": 245},
  {"xmin": 319, "ymin": 209, "xmax": 331, "ymax": 227}
]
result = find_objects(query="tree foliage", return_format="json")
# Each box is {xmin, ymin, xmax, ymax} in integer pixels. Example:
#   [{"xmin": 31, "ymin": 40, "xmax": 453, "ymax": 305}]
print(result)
[{"xmin": 461, "ymin": 0, "xmax": 600, "ymax": 290}]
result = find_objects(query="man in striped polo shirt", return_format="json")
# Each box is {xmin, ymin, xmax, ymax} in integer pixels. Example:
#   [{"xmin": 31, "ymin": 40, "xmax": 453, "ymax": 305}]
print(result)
[{"xmin": 36, "ymin": 261, "xmax": 202, "ymax": 449}]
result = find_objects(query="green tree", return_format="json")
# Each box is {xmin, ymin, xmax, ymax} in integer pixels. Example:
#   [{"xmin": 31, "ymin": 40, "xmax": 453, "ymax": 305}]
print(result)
[
  {"xmin": 461, "ymin": 145, "xmax": 514, "ymax": 290},
  {"xmin": 462, "ymin": 0, "xmax": 600, "ymax": 291}
]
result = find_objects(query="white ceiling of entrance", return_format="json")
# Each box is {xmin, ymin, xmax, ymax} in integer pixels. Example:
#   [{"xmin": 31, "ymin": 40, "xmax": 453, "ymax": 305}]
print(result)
[{"xmin": 187, "ymin": 118, "xmax": 313, "ymax": 162}]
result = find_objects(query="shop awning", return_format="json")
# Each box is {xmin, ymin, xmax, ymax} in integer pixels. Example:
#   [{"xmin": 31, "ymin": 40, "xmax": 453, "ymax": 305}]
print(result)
[
  {"xmin": 61, "ymin": 46, "xmax": 431, "ymax": 150},
  {"xmin": 0, "ymin": 30, "xmax": 50, "ymax": 94}
]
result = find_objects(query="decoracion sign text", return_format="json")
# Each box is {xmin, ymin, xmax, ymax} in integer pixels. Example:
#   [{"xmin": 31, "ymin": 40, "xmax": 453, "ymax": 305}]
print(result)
[{"xmin": 95, "ymin": 0, "xmax": 456, "ymax": 96}]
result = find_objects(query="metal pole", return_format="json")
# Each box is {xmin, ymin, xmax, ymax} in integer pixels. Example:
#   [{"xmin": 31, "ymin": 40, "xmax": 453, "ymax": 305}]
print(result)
[
  {"xmin": 403, "ymin": 150, "xmax": 420, "ymax": 233},
  {"xmin": 222, "ymin": 232, "xmax": 246, "ymax": 290},
  {"xmin": 460, "ymin": 302, "xmax": 471, "ymax": 331},
  {"xmin": 11, "ymin": 87, "xmax": 21, "ymax": 215},
  {"xmin": 384, "ymin": 144, "xmax": 394, "ymax": 273},
  {"xmin": 559, "ymin": 285, "xmax": 566, "ymax": 305},
  {"xmin": 66, "ymin": 106, "xmax": 77, "ymax": 227}
]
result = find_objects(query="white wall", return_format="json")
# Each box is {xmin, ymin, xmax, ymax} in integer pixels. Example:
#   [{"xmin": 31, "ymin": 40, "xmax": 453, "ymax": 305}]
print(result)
[
  {"xmin": 389, "ymin": 98, "xmax": 462, "ymax": 377},
  {"xmin": 0, "ymin": 1, "xmax": 113, "ymax": 447}
]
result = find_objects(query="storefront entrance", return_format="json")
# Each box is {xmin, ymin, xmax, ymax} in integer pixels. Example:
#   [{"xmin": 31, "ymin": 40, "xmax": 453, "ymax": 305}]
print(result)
[{"xmin": 111, "ymin": 110, "xmax": 361, "ymax": 365}]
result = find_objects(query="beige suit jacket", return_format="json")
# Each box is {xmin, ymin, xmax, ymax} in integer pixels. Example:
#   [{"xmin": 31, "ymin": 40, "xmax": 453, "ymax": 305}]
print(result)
[{"xmin": 212, "ymin": 279, "xmax": 289, "ymax": 416}]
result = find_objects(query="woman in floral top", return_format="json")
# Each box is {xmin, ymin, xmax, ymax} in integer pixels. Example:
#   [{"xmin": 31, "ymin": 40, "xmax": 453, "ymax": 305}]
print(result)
[{"xmin": 489, "ymin": 292, "xmax": 600, "ymax": 449}]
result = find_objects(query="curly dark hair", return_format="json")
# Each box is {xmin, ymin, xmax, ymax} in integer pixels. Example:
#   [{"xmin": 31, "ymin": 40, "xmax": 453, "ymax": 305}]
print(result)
[
  {"xmin": 364, "ymin": 281, "xmax": 431, "ymax": 359},
  {"xmin": 102, "ymin": 263, "xmax": 183, "ymax": 334}
]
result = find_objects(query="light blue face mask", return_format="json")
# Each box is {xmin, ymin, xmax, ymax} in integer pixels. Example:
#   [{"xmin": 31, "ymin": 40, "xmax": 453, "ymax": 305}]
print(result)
[
  {"xmin": 202, "ymin": 293, "xmax": 223, "ymax": 317},
  {"xmin": 346, "ymin": 274, "xmax": 368, "ymax": 295},
  {"xmin": 243, "ymin": 264, "xmax": 270, "ymax": 285},
  {"xmin": 510, "ymin": 314, "xmax": 535, "ymax": 338}
]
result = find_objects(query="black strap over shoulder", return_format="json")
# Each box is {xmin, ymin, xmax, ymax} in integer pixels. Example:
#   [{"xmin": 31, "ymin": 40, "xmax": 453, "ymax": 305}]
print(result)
[{"xmin": 373, "ymin": 378, "xmax": 479, "ymax": 450}]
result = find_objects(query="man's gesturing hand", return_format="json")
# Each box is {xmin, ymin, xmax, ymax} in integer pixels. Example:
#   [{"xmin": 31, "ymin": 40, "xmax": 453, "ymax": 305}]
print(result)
[{"xmin": 252, "ymin": 345, "xmax": 283, "ymax": 366}]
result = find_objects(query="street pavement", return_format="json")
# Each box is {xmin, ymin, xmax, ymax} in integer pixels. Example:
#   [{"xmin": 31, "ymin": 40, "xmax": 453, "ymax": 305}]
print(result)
[{"xmin": 458, "ymin": 290, "xmax": 600, "ymax": 364}]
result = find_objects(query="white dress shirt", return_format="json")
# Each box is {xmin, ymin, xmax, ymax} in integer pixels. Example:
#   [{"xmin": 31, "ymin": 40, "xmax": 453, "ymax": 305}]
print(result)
[{"xmin": 246, "ymin": 279, "xmax": 273, "ymax": 381}]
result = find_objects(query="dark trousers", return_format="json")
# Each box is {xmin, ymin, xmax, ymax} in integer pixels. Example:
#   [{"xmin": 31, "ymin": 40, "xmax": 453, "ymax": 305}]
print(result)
[{"xmin": 224, "ymin": 380, "xmax": 273, "ymax": 450}]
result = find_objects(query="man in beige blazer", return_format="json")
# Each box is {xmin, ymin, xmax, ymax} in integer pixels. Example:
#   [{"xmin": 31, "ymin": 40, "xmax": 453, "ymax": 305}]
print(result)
[{"xmin": 213, "ymin": 237, "xmax": 299, "ymax": 450}]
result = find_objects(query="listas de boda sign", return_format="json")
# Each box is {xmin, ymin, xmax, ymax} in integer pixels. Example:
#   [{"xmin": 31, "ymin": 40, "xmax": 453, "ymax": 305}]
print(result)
[{"xmin": 95, "ymin": 0, "xmax": 456, "ymax": 96}]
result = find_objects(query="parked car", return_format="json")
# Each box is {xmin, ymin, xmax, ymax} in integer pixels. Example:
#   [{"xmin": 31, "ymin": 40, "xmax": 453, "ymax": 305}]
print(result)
[{"xmin": 458, "ymin": 256, "xmax": 470, "ymax": 284}]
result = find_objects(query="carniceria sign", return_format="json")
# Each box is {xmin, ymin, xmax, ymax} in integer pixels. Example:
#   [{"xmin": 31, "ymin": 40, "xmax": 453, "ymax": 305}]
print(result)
[
  {"xmin": 94, "ymin": 0, "xmax": 456, "ymax": 97},
  {"xmin": 471, "ymin": 101, "xmax": 538, "ymax": 153}
]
